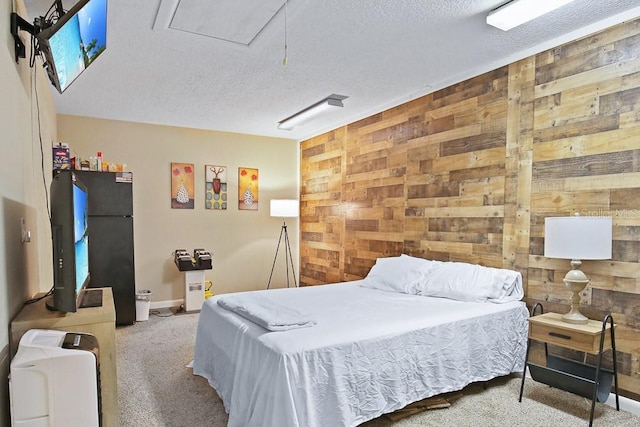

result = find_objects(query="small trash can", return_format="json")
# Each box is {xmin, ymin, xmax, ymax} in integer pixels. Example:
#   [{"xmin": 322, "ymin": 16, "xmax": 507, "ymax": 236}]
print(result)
[{"xmin": 135, "ymin": 290, "xmax": 152, "ymax": 321}]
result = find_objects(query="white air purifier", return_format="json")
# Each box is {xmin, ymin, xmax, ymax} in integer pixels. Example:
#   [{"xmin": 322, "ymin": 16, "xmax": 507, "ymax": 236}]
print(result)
[
  {"xmin": 9, "ymin": 329, "xmax": 100, "ymax": 427},
  {"xmin": 184, "ymin": 269, "xmax": 206, "ymax": 312}
]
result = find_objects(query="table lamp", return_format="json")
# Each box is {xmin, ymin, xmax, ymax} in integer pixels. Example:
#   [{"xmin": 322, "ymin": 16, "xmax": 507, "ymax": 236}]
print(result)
[{"xmin": 544, "ymin": 214, "xmax": 612, "ymax": 324}]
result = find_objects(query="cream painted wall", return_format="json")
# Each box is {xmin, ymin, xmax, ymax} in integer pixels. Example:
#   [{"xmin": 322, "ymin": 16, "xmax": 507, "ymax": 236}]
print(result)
[
  {"xmin": 57, "ymin": 115, "xmax": 299, "ymax": 305},
  {"xmin": 2, "ymin": 1, "xmax": 58, "ymax": 424}
]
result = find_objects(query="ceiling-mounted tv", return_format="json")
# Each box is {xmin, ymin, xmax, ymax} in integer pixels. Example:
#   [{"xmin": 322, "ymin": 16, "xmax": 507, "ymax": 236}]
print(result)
[{"xmin": 36, "ymin": 0, "xmax": 108, "ymax": 93}]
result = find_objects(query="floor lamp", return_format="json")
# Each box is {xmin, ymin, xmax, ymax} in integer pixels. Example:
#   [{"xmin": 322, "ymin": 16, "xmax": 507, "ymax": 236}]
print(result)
[
  {"xmin": 544, "ymin": 214, "xmax": 612, "ymax": 324},
  {"xmin": 267, "ymin": 199, "xmax": 299, "ymax": 289}
]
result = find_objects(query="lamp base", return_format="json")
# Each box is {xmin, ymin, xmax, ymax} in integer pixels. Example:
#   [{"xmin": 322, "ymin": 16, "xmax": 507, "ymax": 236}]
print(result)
[
  {"xmin": 266, "ymin": 221, "xmax": 297, "ymax": 289},
  {"xmin": 562, "ymin": 267, "xmax": 590, "ymax": 325},
  {"xmin": 561, "ymin": 310, "xmax": 589, "ymax": 324}
]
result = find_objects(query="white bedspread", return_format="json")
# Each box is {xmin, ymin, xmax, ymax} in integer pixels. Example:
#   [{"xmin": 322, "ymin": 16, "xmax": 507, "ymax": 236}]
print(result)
[{"xmin": 193, "ymin": 281, "xmax": 528, "ymax": 427}]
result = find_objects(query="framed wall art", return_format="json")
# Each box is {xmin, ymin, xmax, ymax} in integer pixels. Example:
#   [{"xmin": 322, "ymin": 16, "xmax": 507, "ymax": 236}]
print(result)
[
  {"xmin": 205, "ymin": 165, "xmax": 228, "ymax": 210},
  {"xmin": 171, "ymin": 162, "xmax": 194, "ymax": 209},
  {"xmin": 238, "ymin": 167, "xmax": 258, "ymax": 211}
]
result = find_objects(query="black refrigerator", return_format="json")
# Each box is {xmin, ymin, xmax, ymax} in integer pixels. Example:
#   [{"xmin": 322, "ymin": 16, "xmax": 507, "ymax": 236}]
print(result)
[{"xmin": 75, "ymin": 170, "xmax": 136, "ymax": 325}]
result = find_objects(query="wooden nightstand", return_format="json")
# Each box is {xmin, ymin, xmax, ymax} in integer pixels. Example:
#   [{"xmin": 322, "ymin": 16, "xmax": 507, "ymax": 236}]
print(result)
[{"xmin": 519, "ymin": 305, "xmax": 619, "ymax": 427}]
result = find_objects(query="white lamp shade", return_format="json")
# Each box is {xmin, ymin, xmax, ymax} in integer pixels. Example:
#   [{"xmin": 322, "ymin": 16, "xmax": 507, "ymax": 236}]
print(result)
[
  {"xmin": 270, "ymin": 199, "xmax": 299, "ymax": 218},
  {"xmin": 544, "ymin": 216, "xmax": 612, "ymax": 260}
]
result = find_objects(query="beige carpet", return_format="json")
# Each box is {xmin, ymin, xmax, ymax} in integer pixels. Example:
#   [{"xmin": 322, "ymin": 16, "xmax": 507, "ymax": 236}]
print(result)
[{"xmin": 116, "ymin": 310, "xmax": 640, "ymax": 427}]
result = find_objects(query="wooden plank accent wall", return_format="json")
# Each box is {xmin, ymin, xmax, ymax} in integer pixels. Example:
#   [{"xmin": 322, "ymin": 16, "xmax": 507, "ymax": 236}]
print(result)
[
  {"xmin": 300, "ymin": 19, "xmax": 640, "ymax": 398},
  {"xmin": 300, "ymin": 128, "xmax": 346, "ymax": 285}
]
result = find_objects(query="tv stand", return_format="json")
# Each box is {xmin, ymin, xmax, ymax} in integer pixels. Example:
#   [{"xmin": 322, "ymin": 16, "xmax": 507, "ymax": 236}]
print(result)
[
  {"xmin": 43, "ymin": 288, "xmax": 104, "ymax": 310},
  {"xmin": 80, "ymin": 288, "xmax": 104, "ymax": 308},
  {"xmin": 44, "ymin": 294, "xmax": 56, "ymax": 311},
  {"xmin": 10, "ymin": 287, "xmax": 117, "ymax": 427}
]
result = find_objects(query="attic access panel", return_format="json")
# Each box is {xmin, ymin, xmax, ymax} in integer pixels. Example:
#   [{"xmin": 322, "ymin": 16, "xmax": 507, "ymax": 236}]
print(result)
[{"xmin": 170, "ymin": 0, "xmax": 286, "ymax": 45}]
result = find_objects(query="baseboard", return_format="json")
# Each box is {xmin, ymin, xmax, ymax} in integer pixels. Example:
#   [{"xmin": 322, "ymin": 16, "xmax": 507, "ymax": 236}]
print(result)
[
  {"xmin": 606, "ymin": 393, "xmax": 640, "ymax": 417},
  {"xmin": 150, "ymin": 299, "xmax": 183, "ymax": 310}
]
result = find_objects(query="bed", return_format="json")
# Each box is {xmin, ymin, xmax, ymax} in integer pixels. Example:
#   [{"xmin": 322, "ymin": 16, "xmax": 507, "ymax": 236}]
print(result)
[{"xmin": 193, "ymin": 255, "xmax": 529, "ymax": 427}]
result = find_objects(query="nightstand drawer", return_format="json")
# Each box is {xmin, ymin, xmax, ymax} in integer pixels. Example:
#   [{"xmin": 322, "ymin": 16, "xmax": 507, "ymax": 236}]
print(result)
[{"xmin": 528, "ymin": 312, "xmax": 612, "ymax": 354}]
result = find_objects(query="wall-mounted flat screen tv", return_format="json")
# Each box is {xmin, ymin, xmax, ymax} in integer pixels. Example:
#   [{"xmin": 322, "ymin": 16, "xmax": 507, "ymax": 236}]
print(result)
[{"xmin": 36, "ymin": 0, "xmax": 108, "ymax": 93}]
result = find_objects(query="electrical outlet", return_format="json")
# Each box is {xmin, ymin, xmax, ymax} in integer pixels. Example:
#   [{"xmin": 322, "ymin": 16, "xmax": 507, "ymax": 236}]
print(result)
[{"xmin": 21, "ymin": 218, "xmax": 31, "ymax": 243}]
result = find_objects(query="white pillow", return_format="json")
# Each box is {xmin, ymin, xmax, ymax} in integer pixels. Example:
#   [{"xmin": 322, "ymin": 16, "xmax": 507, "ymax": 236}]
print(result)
[
  {"xmin": 417, "ymin": 261, "xmax": 523, "ymax": 303},
  {"xmin": 360, "ymin": 254, "xmax": 441, "ymax": 294}
]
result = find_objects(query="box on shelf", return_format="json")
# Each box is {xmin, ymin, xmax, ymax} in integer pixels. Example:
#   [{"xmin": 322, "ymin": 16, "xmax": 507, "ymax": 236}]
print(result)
[{"xmin": 52, "ymin": 144, "xmax": 70, "ymax": 170}]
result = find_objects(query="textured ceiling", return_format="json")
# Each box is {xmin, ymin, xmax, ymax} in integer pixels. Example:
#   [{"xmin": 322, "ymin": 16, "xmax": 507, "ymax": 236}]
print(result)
[
  {"xmin": 168, "ymin": 0, "xmax": 286, "ymax": 45},
  {"xmin": 22, "ymin": 0, "xmax": 640, "ymax": 141}
]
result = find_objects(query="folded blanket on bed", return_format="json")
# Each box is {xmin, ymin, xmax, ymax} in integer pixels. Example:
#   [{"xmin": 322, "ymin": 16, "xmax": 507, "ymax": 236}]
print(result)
[{"xmin": 217, "ymin": 293, "xmax": 317, "ymax": 331}]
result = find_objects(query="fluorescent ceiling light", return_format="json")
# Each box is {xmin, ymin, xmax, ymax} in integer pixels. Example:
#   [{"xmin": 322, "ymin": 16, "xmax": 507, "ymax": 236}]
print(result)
[
  {"xmin": 278, "ymin": 94, "xmax": 347, "ymax": 130},
  {"xmin": 487, "ymin": 0, "xmax": 576, "ymax": 31}
]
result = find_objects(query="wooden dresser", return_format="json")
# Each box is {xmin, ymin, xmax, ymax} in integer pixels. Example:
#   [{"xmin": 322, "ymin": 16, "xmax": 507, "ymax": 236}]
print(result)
[{"xmin": 10, "ymin": 288, "xmax": 118, "ymax": 427}]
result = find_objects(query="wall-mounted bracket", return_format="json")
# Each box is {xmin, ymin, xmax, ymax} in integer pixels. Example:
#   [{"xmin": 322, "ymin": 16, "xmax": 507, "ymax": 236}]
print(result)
[{"xmin": 10, "ymin": 12, "xmax": 36, "ymax": 63}]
